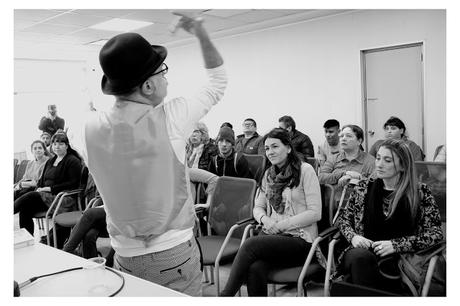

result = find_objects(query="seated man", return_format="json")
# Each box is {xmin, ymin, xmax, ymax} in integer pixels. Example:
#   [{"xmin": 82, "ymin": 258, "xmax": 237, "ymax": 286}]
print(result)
[
  {"xmin": 278, "ymin": 115, "xmax": 314, "ymax": 161},
  {"xmin": 318, "ymin": 119, "xmax": 341, "ymax": 167},
  {"xmin": 208, "ymin": 126, "xmax": 252, "ymax": 178},
  {"xmin": 235, "ymin": 118, "xmax": 264, "ymax": 155}
]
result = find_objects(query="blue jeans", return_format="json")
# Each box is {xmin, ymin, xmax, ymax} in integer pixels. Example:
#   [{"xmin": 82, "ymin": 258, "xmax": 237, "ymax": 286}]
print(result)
[
  {"xmin": 220, "ymin": 233, "xmax": 311, "ymax": 296},
  {"xmin": 114, "ymin": 238, "xmax": 202, "ymax": 296}
]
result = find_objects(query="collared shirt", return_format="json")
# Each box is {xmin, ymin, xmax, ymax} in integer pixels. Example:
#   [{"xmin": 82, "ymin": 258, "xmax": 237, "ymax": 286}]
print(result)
[
  {"xmin": 318, "ymin": 150, "xmax": 375, "ymax": 202},
  {"xmin": 317, "ymin": 139, "xmax": 341, "ymax": 166}
]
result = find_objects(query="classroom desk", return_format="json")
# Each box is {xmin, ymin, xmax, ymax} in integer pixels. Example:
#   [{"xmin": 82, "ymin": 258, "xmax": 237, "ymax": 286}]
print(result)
[{"xmin": 14, "ymin": 243, "xmax": 186, "ymax": 297}]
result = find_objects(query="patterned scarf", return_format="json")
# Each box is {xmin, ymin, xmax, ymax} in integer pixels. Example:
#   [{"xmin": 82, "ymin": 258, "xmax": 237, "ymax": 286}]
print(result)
[
  {"xmin": 265, "ymin": 163, "xmax": 293, "ymax": 214},
  {"xmin": 187, "ymin": 144, "xmax": 204, "ymax": 168}
]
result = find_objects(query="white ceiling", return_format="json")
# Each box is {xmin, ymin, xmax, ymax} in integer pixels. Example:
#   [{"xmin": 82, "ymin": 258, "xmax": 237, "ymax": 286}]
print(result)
[{"xmin": 14, "ymin": 9, "xmax": 352, "ymax": 51}]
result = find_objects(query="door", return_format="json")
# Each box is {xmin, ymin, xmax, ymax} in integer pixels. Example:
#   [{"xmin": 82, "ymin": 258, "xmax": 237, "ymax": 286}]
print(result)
[{"xmin": 362, "ymin": 43, "xmax": 424, "ymax": 151}]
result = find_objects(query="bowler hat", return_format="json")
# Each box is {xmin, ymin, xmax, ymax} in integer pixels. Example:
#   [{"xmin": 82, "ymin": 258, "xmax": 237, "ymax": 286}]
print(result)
[{"xmin": 99, "ymin": 33, "xmax": 167, "ymax": 95}]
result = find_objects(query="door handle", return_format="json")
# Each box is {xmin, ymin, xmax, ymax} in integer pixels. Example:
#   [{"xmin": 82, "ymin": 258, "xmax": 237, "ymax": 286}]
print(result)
[
  {"xmin": 368, "ymin": 130, "xmax": 375, "ymax": 136},
  {"xmin": 366, "ymin": 98, "xmax": 378, "ymax": 102}
]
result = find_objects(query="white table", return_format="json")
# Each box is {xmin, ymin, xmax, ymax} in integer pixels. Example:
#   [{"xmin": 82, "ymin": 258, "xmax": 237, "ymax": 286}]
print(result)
[{"xmin": 14, "ymin": 243, "xmax": 186, "ymax": 297}]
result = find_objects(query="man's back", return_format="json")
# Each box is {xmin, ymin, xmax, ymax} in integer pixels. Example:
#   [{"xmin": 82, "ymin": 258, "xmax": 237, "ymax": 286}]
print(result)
[{"xmin": 291, "ymin": 129, "xmax": 314, "ymax": 161}]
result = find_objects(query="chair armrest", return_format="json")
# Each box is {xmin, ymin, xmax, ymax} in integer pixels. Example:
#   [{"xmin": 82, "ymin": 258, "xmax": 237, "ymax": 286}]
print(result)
[
  {"xmin": 318, "ymin": 226, "xmax": 339, "ymax": 238},
  {"xmin": 51, "ymin": 189, "xmax": 84, "ymax": 220},
  {"xmin": 45, "ymin": 191, "xmax": 66, "ymax": 219},
  {"xmin": 236, "ymin": 217, "xmax": 256, "ymax": 225}
]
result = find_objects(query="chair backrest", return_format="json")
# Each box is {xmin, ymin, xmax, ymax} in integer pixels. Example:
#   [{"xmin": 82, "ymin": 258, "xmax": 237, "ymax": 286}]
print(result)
[
  {"xmin": 306, "ymin": 157, "xmax": 320, "ymax": 174},
  {"xmin": 318, "ymin": 184, "xmax": 335, "ymax": 231},
  {"xmin": 208, "ymin": 176, "xmax": 256, "ymax": 237},
  {"xmin": 243, "ymin": 154, "xmax": 266, "ymax": 184},
  {"xmin": 14, "ymin": 159, "xmax": 19, "ymax": 183},
  {"xmin": 415, "ymin": 161, "xmax": 446, "ymax": 225},
  {"xmin": 15, "ymin": 160, "xmax": 29, "ymax": 183}
]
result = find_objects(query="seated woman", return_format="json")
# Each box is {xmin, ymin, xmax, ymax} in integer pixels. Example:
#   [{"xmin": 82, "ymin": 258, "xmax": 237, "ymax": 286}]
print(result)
[
  {"xmin": 369, "ymin": 116, "xmax": 425, "ymax": 161},
  {"xmin": 14, "ymin": 140, "xmax": 50, "ymax": 199},
  {"xmin": 14, "ymin": 132, "xmax": 82, "ymax": 241},
  {"xmin": 334, "ymin": 139, "xmax": 443, "ymax": 293},
  {"xmin": 318, "ymin": 124, "xmax": 375, "ymax": 201},
  {"xmin": 186, "ymin": 121, "xmax": 218, "ymax": 170},
  {"xmin": 220, "ymin": 128, "xmax": 322, "ymax": 296}
]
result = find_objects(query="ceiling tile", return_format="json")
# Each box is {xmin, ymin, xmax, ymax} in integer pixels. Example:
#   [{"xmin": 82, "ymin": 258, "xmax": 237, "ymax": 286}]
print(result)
[
  {"xmin": 14, "ymin": 19, "xmax": 37, "ymax": 31},
  {"xmin": 22, "ymin": 23, "xmax": 83, "ymax": 35},
  {"xmin": 14, "ymin": 9, "xmax": 68, "ymax": 22},
  {"xmin": 201, "ymin": 15, "xmax": 246, "ymax": 31},
  {"xmin": 229, "ymin": 9, "xmax": 285, "ymax": 23},
  {"xmin": 72, "ymin": 9, "xmax": 139, "ymax": 18},
  {"xmin": 204, "ymin": 9, "xmax": 252, "ymax": 18},
  {"xmin": 122, "ymin": 10, "xmax": 177, "ymax": 24},
  {"xmin": 46, "ymin": 12, "xmax": 113, "ymax": 27}
]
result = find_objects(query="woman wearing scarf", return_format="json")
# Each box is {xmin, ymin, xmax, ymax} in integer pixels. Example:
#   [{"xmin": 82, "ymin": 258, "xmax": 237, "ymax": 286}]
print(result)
[
  {"xmin": 185, "ymin": 121, "xmax": 218, "ymax": 170},
  {"xmin": 334, "ymin": 139, "xmax": 443, "ymax": 293},
  {"xmin": 220, "ymin": 128, "xmax": 321, "ymax": 296}
]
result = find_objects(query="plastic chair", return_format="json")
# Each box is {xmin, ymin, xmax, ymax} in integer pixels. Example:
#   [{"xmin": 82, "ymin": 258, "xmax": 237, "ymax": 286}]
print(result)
[
  {"xmin": 241, "ymin": 184, "xmax": 338, "ymax": 296},
  {"xmin": 39, "ymin": 166, "xmax": 89, "ymax": 248},
  {"xmin": 242, "ymin": 154, "xmax": 266, "ymax": 185},
  {"xmin": 14, "ymin": 159, "xmax": 19, "ymax": 183},
  {"xmin": 196, "ymin": 176, "xmax": 256, "ymax": 296},
  {"xmin": 15, "ymin": 160, "xmax": 29, "ymax": 184}
]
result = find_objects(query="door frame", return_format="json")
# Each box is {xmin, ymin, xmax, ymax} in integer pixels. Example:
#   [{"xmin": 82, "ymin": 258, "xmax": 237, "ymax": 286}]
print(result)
[{"xmin": 360, "ymin": 41, "xmax": 426, "ymax": 152}]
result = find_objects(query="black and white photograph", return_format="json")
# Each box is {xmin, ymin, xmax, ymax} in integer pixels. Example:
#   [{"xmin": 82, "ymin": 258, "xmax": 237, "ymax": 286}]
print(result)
[{"xmin": 7, "ymin": 0, "xmax": 454, "ymax": 302}]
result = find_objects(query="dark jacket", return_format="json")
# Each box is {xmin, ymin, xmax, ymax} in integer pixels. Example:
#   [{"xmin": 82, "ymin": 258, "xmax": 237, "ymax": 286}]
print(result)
[
  {"xmin": 38, "ymin": 116, "xmax": 65, "ymax": 136},
  {"xmin": 235, "ymin": 132, "xmax": 265, "ymax": 155},
  {"xmin": 37, "ymin": 153, "xmax": 82, "ymax": 195},
  {"xmin": 291, "ymin": 129, "xmax": 314, "ymax": 161},
  {"xmin": 208, "ymin": 150, "xmax": 252, "ymax": 178}
]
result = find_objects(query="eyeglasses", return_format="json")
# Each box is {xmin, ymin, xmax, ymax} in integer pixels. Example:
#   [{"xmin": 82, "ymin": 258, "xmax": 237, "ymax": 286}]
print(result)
[
  {"xmin": 151, "ymin": 63, "xmax": 168, "ymax": 77},
  {"xmin": 242, "ymin": 123, "xmax": 254, "ymax": 127}
]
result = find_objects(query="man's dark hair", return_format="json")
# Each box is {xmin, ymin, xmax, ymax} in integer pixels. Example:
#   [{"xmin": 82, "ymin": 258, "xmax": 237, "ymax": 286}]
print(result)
[
  {"xmin": 323, "ymin": 119, "xmax": 340, "ymax": 129},
  {"xmin": 278, "ymin": 115, "xmax": 296, "ymax": 130},
  {"xmin": 243, "ymin": 118, "xmax": 257, "ymax": 127}
]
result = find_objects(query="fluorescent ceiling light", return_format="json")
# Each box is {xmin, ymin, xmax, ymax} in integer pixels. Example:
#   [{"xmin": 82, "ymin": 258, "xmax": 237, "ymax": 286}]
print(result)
[
  {"xmin": 89, "ymin": 18, "xmax": 153, "ymax": 32},
  {"xmin": 86, "ymin": 39, "xmax": 109, "ymax": 46}
]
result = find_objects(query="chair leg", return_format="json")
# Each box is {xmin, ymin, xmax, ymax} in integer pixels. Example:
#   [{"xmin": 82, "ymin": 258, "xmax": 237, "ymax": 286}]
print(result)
[
  {"xmin": 271, "ymin": 284, "xmax": 276, "ymax": 297},
  {"xmin": 203, "ymin": 266, "xmax": 209, "ymax": 283},
  {"xmin": 210, "ymin": 266, "xmax": 214, "ymax": 284}
]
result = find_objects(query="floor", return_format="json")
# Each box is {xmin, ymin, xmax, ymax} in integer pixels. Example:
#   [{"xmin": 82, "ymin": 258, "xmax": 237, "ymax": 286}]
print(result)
[{"xmin": 14, "ymin": 214, "xmax": 325, "ymax": 297}]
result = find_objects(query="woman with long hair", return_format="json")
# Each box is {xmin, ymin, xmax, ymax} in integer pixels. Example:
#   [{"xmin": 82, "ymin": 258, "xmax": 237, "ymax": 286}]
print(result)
[
  {"xmin": 334, "ymin": 138, "xmax": 443, "ymax": 293},
  {"xmin": 220, "ymin": 128, "xmax": 322, "ymax": 296},
  {"xmin": 14, "ymin": 132, "xmax": 82, "ymax": 242},
  {"xmin": 14, "ymin": 140, "xmax": 50, "ymax": 199}
]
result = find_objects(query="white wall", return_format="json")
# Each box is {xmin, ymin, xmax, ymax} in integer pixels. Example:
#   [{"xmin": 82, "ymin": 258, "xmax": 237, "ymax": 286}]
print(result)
[
  {"xmin": 165, "ymin": 9, "xmax": 446, "ymax": 160},
  {"xmin": 14, "ymin": 9, "xmax": 446, "ymax": 160}
]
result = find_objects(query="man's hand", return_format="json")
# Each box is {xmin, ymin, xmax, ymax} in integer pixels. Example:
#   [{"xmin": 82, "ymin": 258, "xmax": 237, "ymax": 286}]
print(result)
[{"xmin": 171, "ymin": 11, "xmax": 205, "ymax": 37}]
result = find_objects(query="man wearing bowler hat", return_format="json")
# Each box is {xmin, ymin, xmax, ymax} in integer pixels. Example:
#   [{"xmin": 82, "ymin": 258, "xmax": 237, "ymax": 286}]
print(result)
[{"xmin": 81, "ymin": 13, "xmax": 227, "ymax": 296}]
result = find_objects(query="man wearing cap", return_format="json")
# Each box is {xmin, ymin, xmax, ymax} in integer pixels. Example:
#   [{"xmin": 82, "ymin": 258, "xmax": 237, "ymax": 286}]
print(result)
[
  {"xmin": 209, "ymin": 126, "xmax": 251, "ymax": 178},
  {"xmin": 81, "ymin": 13, "xmax": 227, "ymax": 296},
  {"xmin": 38, "ymin": 104, "xmax": 65, "ymax": 136}
]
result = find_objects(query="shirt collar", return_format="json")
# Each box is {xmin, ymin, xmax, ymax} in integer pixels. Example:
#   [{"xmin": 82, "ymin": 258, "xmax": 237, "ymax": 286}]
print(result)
[{"xmin": 337, "ymin": 150, "xmax": 366, "ymax": 164}]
